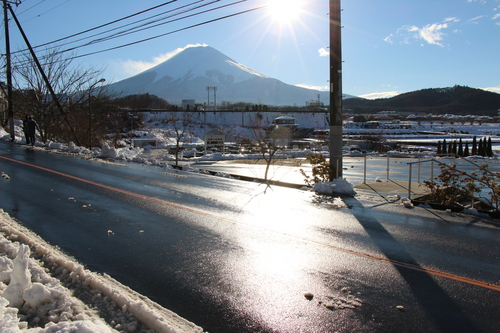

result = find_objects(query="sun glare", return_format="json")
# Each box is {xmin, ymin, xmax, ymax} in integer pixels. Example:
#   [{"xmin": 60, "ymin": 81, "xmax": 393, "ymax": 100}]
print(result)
[{"xmin": 267, "ymin": 0, "xmax": 303, "ymax": 24}]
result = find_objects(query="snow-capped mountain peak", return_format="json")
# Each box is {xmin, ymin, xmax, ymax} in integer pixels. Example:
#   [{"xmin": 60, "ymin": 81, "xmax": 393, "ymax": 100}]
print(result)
[{"xmin": 108, "ymin": 45, "xmax": 331, "ymax": 106}]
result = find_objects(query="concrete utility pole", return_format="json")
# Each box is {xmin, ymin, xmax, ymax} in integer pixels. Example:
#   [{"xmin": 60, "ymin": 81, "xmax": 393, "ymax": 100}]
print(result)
[{"xmin": 329, "ymin": 0, "xmax": 343, "ymax": 179}]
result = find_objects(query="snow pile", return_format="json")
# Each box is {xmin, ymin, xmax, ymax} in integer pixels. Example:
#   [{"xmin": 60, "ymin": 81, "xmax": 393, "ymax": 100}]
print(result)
[
  {"xmin": 0, "ymin": 230, "xmax": 114, "ymax": 332},
  {"xmin": 2, "ymin": 244, "xmax": 32, "ymax": 308},
  {"xmin": 0, "ymin": 126, "xmax": 10, "ymax": 140},
  {"xmin": 313, "ymin": 178, "xmax": 356, "ymax": 197},
  {"xmin": 0, "ymin": 209, "xmax": 203, "ymax": 333},
  {"xmin": 400, "ymin": 197, "xmax": 414, "ymax": 208},
  {"xmin": 47, "ymin": 142, "xmax": 65, "ymax": 150},
  {"xmin": 101, "ymin": 144, "xmax": 145, "ymax": 162}
]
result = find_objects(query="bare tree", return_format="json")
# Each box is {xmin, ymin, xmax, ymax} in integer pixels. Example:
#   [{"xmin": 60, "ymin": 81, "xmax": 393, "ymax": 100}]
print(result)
[
  {"xmin": 165, "ymin": 110, "xmax": 196, "ymax": 167},
  {"xmin": 250, "ymin": 114, "xmax": 290, "ymax": 181},
  {"xmin": 13, "ymin": 47, "xmax": 106, "ymax": 145}
]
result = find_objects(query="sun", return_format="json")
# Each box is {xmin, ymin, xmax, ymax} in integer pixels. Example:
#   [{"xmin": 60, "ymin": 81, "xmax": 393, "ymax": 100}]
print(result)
[{"xmin": 267, "ymin": 0, "xmax": 303, "ymax": 25}]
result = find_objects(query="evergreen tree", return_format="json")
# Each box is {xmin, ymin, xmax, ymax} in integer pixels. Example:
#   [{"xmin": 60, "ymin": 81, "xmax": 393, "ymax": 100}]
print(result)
[
  {"xmin": 464, "ymin": 142, "xmax": 469, "ymax": 157},
  {"xmin": 472, "ymin": 136, "xmax": 477, "ymax": 155},
  {"xmin": 442, "ymin": 139, "xmax": 447, "ymax": 155},
  {"xmin": 458, "ymin": 138, "xmax": 463, "ymax": 156},
  {"xmin": 437, "ymin": 141, "xmax": 442, "ymax": 155},
  {"xmin": 488, "ymin": 137, "xmax": 493, "ymax": 157},
  {"xmin": 478, "ymin": 138, "xmax": 484, "ymax": 156},
  {"xmin": 452, "ymin": 141, "xmax": 457, "ymax": 155}
]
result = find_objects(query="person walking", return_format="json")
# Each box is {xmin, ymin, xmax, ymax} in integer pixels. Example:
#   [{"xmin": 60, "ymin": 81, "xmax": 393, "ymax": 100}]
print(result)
[
  {"xmin": 23, "ymin": 116, "xmax": 30, "ymax": 145},
  {"xmin": 26, "ymin": 117, "xmax": 40, "ymax": 146}
]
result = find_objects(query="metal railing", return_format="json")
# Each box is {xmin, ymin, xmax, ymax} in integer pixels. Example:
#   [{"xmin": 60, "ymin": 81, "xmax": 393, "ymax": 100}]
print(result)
[{"xmin": 357, "ymin": 152, "xmax": 498, "ymax": 201}]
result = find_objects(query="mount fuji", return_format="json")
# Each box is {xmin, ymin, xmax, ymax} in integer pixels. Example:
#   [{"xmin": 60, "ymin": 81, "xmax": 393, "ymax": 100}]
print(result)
[{"xmin": 107, "ymin": 45, "xmax": 338, "ymax": 106}]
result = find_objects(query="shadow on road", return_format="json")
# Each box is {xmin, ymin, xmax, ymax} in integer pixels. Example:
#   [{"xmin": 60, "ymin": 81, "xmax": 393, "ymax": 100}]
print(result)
[{"xmin": 343, "ymin": 196, "xmax": 479, "ymax": 332}]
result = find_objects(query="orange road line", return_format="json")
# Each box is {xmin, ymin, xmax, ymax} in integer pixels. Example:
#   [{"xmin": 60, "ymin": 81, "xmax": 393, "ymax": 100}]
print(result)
[{"xmin": 2, "ymin": 155, "xmax": 499, "ymax": 292}]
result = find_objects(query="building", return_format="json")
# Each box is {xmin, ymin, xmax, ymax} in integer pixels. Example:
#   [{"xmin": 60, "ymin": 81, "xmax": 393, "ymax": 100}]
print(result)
[{"xmin": 182, "ymin": 100, "xmax": 195, "ymax": 110}]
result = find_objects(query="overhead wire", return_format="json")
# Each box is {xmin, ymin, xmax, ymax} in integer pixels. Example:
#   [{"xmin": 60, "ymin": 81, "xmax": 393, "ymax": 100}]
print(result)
[
  {"xmin": 29, "ymin": 0, "xmax": 214, "ymax": 56},
  {"xmin": 15, "ymin": 0, "xmax": 47, "ymax": 16},
  {"xmin": 54, "ymin": 0, "xmax": 242, "ymax": 55},
  {"xmin": 65, "ymin": 5, "xmax": 267, "ymax": 62},
  {"xmin": 18, "ymin": 0, "xmax": 72, "ymax": 23},
  {"xmin": 85, "ymin": 0, "xmax": 216, "ymax": 46},
  {"xmin": 11, "ymin": 0, "xmax": 215, "ymax": 68},
  {"xmin": 14, "ymin": 0, "xmax": 180, "ymax": 54},
  {"xmin": 10, "ymin": 0, "xmax": 266, "ymax": 69}
]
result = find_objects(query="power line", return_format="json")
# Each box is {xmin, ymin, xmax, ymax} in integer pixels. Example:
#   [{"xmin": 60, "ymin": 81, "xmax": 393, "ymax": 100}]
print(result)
[
  {"xmin": 55, "ymin": 0, "xmax": 238, "ymax": 55},
  {"xmin": 12, "ymin": 0, "xmax": 261, "ymax": 69},
  {"xmin": 65, "ymin": 5, "xmax": 266, "ymax": 62},
  {"xmin": 23, "ymin": 0, "xmax": 212, "ymax": 56},
  {"xmin": 16, "ymin": 0, "xmax": 179, "ymax": 53},
  {"xmin": 15, "ymin": 3, "xmax": 265, "ymax": 70},
  {"xmin": 15, "ymin": 0, "xmax": 47, "ymax": 16},
  {"xmin": 18, "ymin": 0, "xmax": 72, "ymax": 23}
]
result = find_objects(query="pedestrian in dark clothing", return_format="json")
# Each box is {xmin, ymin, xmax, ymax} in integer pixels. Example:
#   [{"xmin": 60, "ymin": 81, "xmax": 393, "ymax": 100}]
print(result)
[
  {"xmin": 23, "ymin": 116, "xmax": 30, "ymax": 144},
  {"xmin": 26, "ymin": 117, "xmax": 40, "ymax": 146}
]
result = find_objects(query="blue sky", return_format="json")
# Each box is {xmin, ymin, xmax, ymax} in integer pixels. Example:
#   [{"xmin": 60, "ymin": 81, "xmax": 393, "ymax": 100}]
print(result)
[{"xmin": 4, "ymin": 0, "xmax": 500, "ymax": 100}]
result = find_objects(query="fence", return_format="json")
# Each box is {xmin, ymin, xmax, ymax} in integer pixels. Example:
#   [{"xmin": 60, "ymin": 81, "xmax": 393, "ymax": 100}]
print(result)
[{"xmin": 357, "ymin": 153, "xmax": 500, "ymax": 200}]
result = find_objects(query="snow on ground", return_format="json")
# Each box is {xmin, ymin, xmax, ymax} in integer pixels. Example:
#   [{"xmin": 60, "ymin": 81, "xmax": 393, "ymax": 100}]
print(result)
[{"xmin": 0, "ymin": 209, "xmax": 203, "ymax": 333}]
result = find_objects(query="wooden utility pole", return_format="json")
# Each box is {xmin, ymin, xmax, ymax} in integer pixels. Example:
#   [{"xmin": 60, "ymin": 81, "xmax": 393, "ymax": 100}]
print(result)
[{"xmin": 329, "ymin": 0, "xmax": 343, "ymax": 179}]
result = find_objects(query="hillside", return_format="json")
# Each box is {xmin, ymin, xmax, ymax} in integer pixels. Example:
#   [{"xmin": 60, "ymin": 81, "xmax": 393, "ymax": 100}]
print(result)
[{"xmin": 343, "ymin": 85, "xmax": 500, "ymax": 116}]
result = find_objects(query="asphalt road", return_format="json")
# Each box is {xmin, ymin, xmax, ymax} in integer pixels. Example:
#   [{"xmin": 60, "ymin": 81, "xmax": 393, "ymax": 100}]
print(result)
[{"xmin": 1, "ymin": 141, "xmax": 499, "ymax": 333}]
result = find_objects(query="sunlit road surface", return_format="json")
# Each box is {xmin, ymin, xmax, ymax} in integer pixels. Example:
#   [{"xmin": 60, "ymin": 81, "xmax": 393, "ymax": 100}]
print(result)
[{"xmin": 1, "ymin": 142, "xmax": 499, "ymax": 332}]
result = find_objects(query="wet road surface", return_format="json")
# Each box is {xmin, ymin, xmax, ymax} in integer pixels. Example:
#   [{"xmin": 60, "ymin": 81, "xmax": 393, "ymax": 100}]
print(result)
[{"xmin": 1, "ymin": 141, "xmax": 499, "ymax": 332}]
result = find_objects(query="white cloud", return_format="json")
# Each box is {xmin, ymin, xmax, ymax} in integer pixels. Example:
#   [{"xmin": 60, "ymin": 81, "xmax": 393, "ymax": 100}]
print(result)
[
  {"xmin": 493, "ymin": 13, "xmax": 500, "ymax": 19},
  {"xmin": 418, "ymin": 23, "xmax": 449, "ymax": 46},
  {"xmin": 359, "ymin": 91, "xmax": 399, "ymax": 100},
  {"xmin": 469, "ymin": 15, "xmax": 484, "ymax": 23},
  {"xmin": 118, "ymin": 44, "xmax": 208, "ymax": 77},
  {"xmin": 482, "ymin": 86, "xmax": 500, "ymax": 94},
  {"xmin": 295, "ymin": 84, "xmax": 329, "ymax": 91},
  {"xmin": 444, "ymin": 17, "xmax": 460, "ymax": 23},
  {"xmin": 385, "ymin": 18, "xmax": 459, "ymax": 47},
  {"xmin": 318, "ymin": 48, "xmax": 329, "ymax": 57}
]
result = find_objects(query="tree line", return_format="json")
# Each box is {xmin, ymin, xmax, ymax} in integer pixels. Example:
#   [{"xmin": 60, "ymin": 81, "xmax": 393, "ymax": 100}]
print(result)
[{"xmin": 437, "ymin": 136, "xmax": 493, "ymax": 157}]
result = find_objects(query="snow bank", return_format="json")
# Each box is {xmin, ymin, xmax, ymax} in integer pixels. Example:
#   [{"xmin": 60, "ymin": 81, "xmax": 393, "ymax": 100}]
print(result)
[
  {"xmin": 313, "ymin": 178, "xmax": 356, "ymax": 197},
  {"xmin": 0, "ymin": 209, "xmax": 203, "ymax": 333}
]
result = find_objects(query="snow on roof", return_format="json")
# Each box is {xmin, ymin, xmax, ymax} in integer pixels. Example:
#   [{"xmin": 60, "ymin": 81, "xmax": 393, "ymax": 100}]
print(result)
[{"xmin": 0, "ymin": 209, "xmax": 203, "ymax": 333}]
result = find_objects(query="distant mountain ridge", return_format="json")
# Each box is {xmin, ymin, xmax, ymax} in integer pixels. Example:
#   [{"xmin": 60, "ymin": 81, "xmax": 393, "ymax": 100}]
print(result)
[
  {"xmin": 344, "ymin": 85, "xmax": 500, "ymax": 116},
  {"xmin": 108, "ymin": 45, "xmax": 342, "ymax": 106}
]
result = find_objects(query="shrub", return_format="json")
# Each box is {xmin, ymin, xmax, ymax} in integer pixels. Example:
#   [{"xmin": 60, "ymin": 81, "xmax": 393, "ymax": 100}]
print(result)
[
  {"xmin": 423, "ymin": 162, "xmax": 500, "ymax": 212},
  {"xmin": 300, "ymin": 154, "xmax": 334, "ymax": 186}
]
